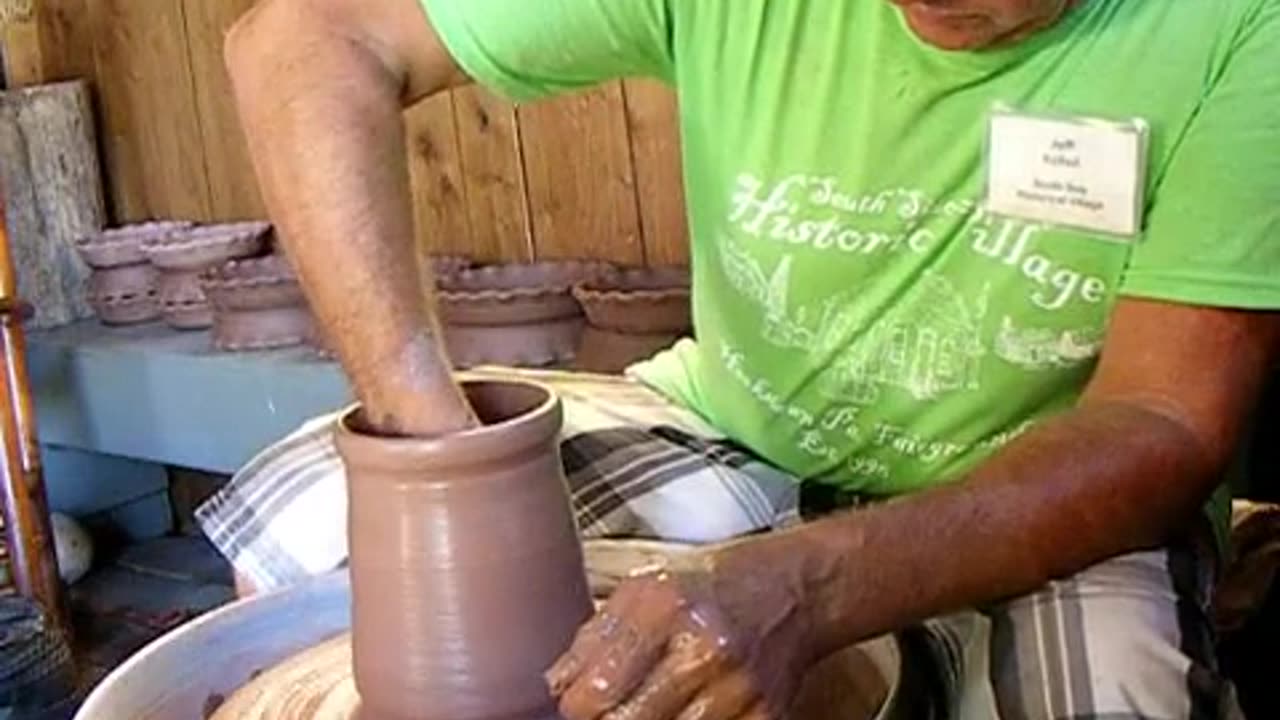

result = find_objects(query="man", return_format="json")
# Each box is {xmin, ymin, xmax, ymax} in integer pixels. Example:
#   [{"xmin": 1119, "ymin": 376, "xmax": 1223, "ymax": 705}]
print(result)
[{"xmin": 201, "ymin": 0, "xmax": 1280, "ymax": 717}]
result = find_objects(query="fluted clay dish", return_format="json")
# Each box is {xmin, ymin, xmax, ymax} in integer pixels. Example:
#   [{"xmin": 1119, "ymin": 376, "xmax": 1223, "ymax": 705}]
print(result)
[
  {"xmin": 76, "ymin": 221, "xmax": 194, "ymax": 269},
  {"xmin": 157, "ymin": 271, "xmax": 213, "ymax": 329},
  {"xmin": 573, "ymin": 266, "xmax": 692, "ymax": 335},
  {"xmin": 202, "ymin": 254, "xmax": 305, "ymax": 312},
  {"xmin": 86, "ymin": 264, "xmax": 161, "ymax": 325},
  {"xmin": 438, "ymin": 260, "xmax": 612, "ymax": 326},
  {"xmin": 143, "ymin": 221, "xmax": 270, "ymax": 272}
]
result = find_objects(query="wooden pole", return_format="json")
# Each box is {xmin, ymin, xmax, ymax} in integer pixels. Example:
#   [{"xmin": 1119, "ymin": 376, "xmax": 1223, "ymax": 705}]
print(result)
[{"xmin": 0, "ymin": 182, "xmax": 70, "ymax": 639}]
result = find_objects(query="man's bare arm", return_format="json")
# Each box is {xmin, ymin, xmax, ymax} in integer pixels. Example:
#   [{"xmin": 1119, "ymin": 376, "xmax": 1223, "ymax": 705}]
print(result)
[
  {"xmin": 550, "ymin": 297, "xmax": 1280, "ymax": 718},
  {"xmin": 225, "ymin": 0, "xmax": 475, "ymax": 435},
  {"xmin": 759, "ymin": 297, "xmax": 1280, "ymax": 652}
]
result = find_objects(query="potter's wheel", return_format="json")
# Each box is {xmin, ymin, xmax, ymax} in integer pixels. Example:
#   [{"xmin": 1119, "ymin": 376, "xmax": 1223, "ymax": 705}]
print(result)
[{"xmin": 76, "ymin": 542, "xmax": 909, "ymax": 720}]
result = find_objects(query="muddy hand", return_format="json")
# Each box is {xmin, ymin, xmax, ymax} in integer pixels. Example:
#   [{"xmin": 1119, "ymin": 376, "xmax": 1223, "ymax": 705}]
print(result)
[{"xmin": 545, "ymin": 548, "xmax": 816, "ymax": 720}]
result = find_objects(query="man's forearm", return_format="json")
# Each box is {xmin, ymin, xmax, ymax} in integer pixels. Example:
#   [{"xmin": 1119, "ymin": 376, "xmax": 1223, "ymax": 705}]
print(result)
[
  {"xmin": 718, "ymin": 399, "xmax": 1220, "ymax": 659},
  {"xmin": 225, "ymin": 1, "xmax": 476, "ymax": 436}
]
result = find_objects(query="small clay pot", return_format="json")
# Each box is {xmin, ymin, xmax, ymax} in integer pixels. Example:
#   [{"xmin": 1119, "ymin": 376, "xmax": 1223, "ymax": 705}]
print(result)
[
  {"xmin": 156, "ymin": 271, "xmax": 213, "ymax": 329},
  {"xmin": 571, "ymin": 266, "xmax": 692, "ymax": 373},
  {"xmin": 202, "ymin": 254, "xmax": 312, "ymax": 351},
  {"xmin": 75, "ymin": 221, "xmax": 194, "ymax": 269},
  {"xmin": 438, "ymin": 260, "xmax": 612, "ymax": 368},
  {"xmin": 142, "ymin": 222, "xmax": 271, "ymax": 331},
  {"xmin": 202, "ymin": 254, "xmax": 305, "ymax": 312},
  {"xmin": 77, "ymin": 221, "xmax": 193, "ymax": 326},
  {"xmin": 573, "ymin": 327, "xmax": 682, "ymax": 375},
  {"xmin": 336, "ymin": 379, "xmax": 593, "ymax": 720},
  {"xmin": 85, "ymin": 263, "xmax": 161, "ymax": 326},
  {"xmin": 212, "ymin": 306, "xmax": 314, "ymax": 352},
  {"xmin": 573, "ymin": 265, "xmax": 691, "ymax": 334}
]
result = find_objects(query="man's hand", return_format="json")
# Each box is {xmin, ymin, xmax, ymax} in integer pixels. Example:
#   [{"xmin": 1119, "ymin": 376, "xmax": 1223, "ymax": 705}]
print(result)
[{"xmin": 547, "ymin": 549, "xmax": 818, "ymax": 720}]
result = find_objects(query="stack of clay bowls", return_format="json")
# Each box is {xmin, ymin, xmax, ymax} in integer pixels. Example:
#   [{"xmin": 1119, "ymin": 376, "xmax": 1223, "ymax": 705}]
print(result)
[
  {"xmin": 142, "ymin": 222, "xmax": 271, "ymax": 330},
  {"xmin": 201, "ymin": 253, "xmax": 314, "ymax": 352},
  {"xmin": 75, "ymin": 221, "xmax": 193, "ymax": 326},
  {"xmin": 572, "ymin": 265, "xmax": 692, "ymax": 373},
  {"xmin": 438, "ymin": 260, "xmax": 613, "ymax": 368}
]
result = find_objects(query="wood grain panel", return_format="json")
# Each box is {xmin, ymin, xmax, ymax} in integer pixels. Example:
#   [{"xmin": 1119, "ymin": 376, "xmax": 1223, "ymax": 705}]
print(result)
[
  {"xmin": 517, "ymin": 82, "xmax": 643, "ymax": 264},
  {"xmin": 2, "ymin": 16, "xmax": 44, "ymax": 87},
  {"xmin": 404, "ymin": 92, "xmax": 471, "ymax": 258},
  {"xmin": 453, "ymin": 86, "xmax": 531, "ymax": 262},
  {"xmin": 34, "ymin": 0, "xmax": 96, "ymax": 84},
  {"xmin": 623, "ymin": 80, "xmax": 688, "ymax": 266},
  {"xmin": 181, "ymin": 0, "xmax": 264, "ymax": 220},
  {"xmin": 89, "ymin": 0, "xmax": 210, "ymax": 221}
]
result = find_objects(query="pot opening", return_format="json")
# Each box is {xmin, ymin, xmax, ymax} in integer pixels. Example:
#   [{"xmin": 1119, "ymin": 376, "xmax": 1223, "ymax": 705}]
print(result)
[{"xmin": 344, "ymin": 380, "xmax": 553, "ymax": 439}]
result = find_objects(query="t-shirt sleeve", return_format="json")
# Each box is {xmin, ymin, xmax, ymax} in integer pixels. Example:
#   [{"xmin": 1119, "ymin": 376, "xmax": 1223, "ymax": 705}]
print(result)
[
  {"xmin": 421, "ymin": 0, "xmax": 674, "ymax": 101},
  {"xmin": 1120, "ymin": 0, "xmax": 1280, "ymax": 309}
]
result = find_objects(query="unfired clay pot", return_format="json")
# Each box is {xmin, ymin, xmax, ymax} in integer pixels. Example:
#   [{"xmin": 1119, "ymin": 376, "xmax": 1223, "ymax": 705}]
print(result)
[
  {"xmin": 438, "ymin": 261, "xmax": 612, "ymax": 368},
  {"xmin": 335, "ymin": 378, "xmax": 593, "ymax": 720},
  {"xmin": 144, "ymin": 221, "xmax": 271, "ymax": 330},
  {"xmin": 202, "ymin": 254, "xmax": 313, "ymax": 352},
  {"xmin": 76, "ymin": 221, "xmax": 194, "ymax": 326},
  {"xmin": 572, "ymin": 266, "xmax": 692, "ymax": 373}
]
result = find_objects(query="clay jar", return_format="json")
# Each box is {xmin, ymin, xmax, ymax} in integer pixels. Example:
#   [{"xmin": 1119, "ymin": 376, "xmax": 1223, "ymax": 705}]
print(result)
[
  {"xmin": 572, "ymin": 266, "xmax": 692, "ymax": 374},
  {"xmin": 335, "ymin": 379, "xmax": 593, "ymax": 720},
  {"xmin": 438, "ymin": 261, "xmax": 612, "ymax": 368},
  {"xmin": 143, "ymin": 221, "xmax": 270, "ymax": 330},
  {"xmin": 202, "ymin": 253, "xmax": 314, "ymax": 352},
  {"xmin": 75, "ymin": 221, "xmax": 192, "ymax": 325}
]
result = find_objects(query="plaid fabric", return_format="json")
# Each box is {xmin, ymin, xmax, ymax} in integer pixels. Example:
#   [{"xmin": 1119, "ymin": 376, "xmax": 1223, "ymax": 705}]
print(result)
[
  {"xmin": 195, "ymin": 367, "xmax": 800, "ymax": 594},
  {"xmin": 916, "ymin": 535, "xmax": 1242, "ymax": 720}
]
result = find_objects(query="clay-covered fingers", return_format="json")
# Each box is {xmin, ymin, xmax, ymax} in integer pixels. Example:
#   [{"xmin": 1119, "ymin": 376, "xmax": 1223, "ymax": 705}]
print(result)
[
  {"xmin": 672, "ymin": 672, "xmax": 759, "ymax": 720},
  {"xmin": 554, "ymin": 581, "xmax": 684, "ymax": 719},
  {"xmin": 599, "ymin": 630, "xmax": 728, "ymax": 720},
  {"xmin": 547, "ymin": 581, "xmax": 647, "ymax": 695}
]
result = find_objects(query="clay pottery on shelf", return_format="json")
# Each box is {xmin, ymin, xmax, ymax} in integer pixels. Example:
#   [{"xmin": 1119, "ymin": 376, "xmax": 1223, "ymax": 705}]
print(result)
[
  {"xmin": 155, "ymin": 271, "xmax": 213, "ymax": 329},
  {"xmin": 144, "ymin": 222, "xmax": 271, "ymax": 330},
  {"xmin": 84, "ymin": 263, "xmax": 160, "ymax": 326},
  {"xmin": 75, "ymin": 221, "xmax": 194, "ymax": 269},
  {"xmin": 142, "ymin": 221, "xmax": 270, "ymax": 272},
  {"xmin": 571, "ymin": 265, "xmax": 692, "ymax": 373},
  {"xmin": 202, "ymin": 254, "xmax": 313, "ymax": 352},
  {"xmin": 76, "ymin": 221, "xmax": 194, "ymax": 326},
  {"xmin": 335, "ymin": 378, "xmax": 593, "ymax": 720},
  {"xmin": 428, "ymin": 253, "xmax": 474, "ymax": 280},
  {"xmin": 438, "ymin": 260, "xmax": 613, "ymax": 368}
]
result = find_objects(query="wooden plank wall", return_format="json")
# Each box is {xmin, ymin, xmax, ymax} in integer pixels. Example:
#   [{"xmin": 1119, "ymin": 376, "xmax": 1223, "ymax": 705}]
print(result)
[{"xmin": 1, "ymin": 0, "xmax": 689, "ymax": 266}]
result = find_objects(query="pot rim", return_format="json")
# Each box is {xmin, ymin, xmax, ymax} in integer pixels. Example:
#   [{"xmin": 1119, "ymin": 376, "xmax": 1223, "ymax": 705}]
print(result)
[
  {"xmin": 202, "ymin": 253, "xmax": 298, "ymax": 289},
  {"xmin": 437, "ymin": 260, "xmax": 614, "ymax": 302},
  {"xmin": 334, "ymin": 378, "xmax": 562, "ymax": 472}
]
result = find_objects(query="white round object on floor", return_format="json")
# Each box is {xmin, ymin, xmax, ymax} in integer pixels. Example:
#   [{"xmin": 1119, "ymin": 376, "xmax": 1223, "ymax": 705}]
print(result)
[{"xmin": 50, "ymin": 512, "xmax": 93, "ymax": 584}]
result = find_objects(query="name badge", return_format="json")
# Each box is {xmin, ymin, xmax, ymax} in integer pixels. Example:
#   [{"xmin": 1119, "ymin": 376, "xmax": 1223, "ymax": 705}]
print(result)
[{"xmin": 985, "ymin": 107, "xmax": 1149, "ymax": 238}]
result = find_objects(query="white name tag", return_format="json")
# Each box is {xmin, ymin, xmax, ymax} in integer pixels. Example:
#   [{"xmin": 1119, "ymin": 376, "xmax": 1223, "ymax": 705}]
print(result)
[{"xmin": 985, "ymin": 109, "xmax": 1149, "ymax": 238}]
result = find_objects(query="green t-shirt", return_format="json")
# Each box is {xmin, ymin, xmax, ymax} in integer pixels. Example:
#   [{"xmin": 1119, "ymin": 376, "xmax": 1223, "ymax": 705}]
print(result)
[{"xmin": 423, "ymin": 0, "xmax": 1280, "ymax": 521}]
